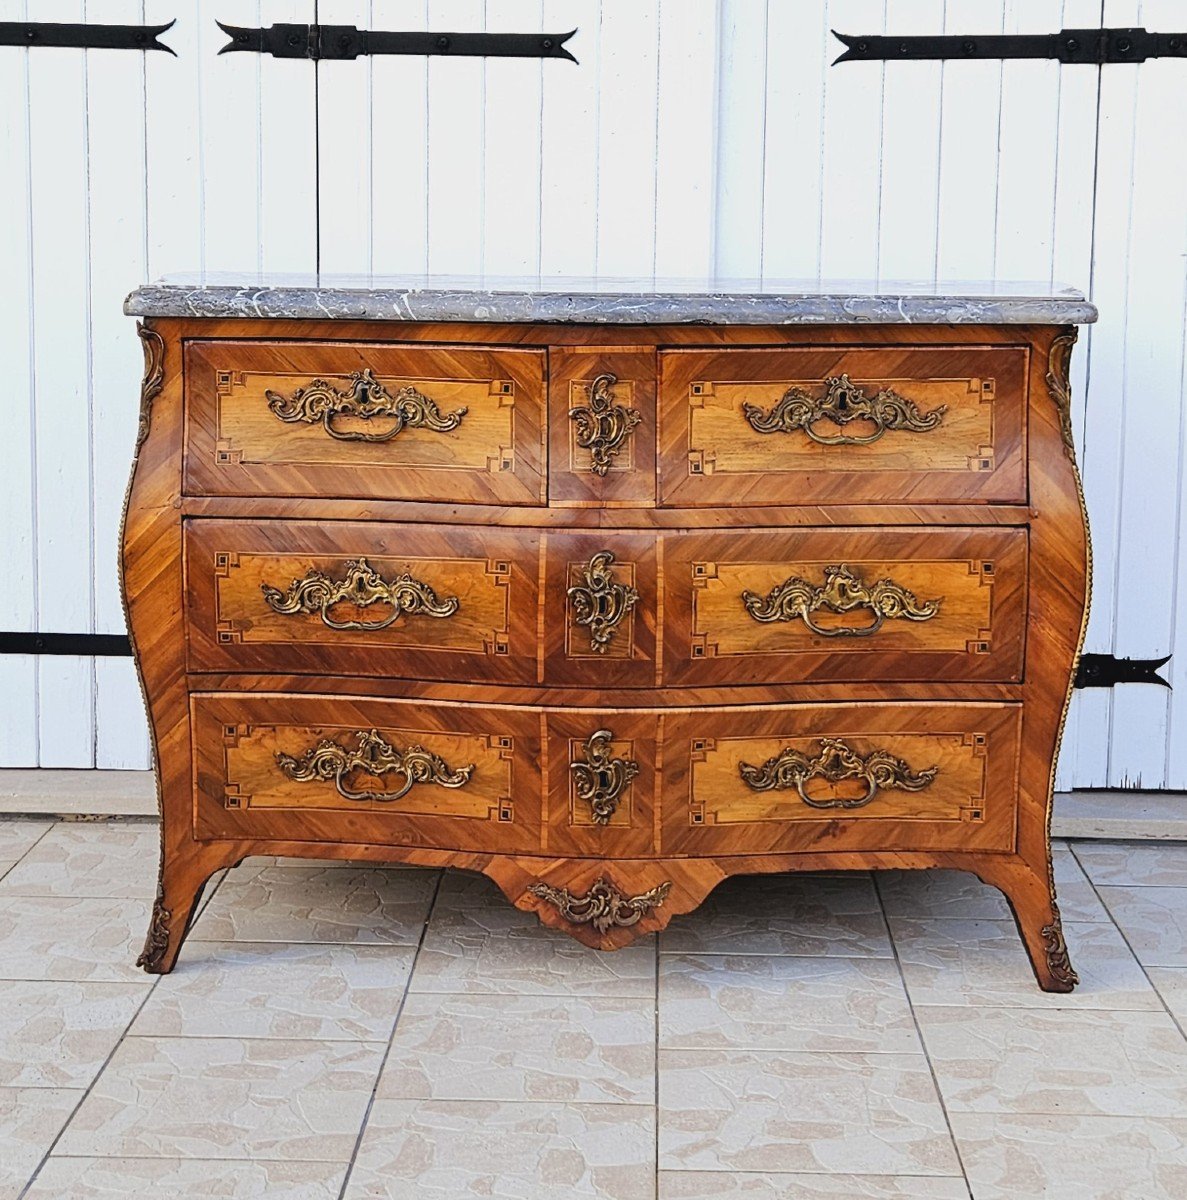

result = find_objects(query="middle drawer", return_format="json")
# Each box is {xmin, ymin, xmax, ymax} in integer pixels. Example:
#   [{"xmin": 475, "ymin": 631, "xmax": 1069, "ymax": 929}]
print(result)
[{"xmin": 185, "ymin": 519, "xmax": 1026, "ymax": 686}]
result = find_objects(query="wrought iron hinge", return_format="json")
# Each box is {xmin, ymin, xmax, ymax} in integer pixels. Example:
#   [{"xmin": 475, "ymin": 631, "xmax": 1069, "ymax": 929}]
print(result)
[
  {"xmin": 834, "ymin": 27, "xmax": 1187, "ymax": 66},
  {"xmin": 0, "ymin": 20, "xmax": 176, "ymax": 53},
  {"xmin": 1074, "ymin": 653, "xmax": 1172, "ymax": 690},
  {"xmin": 217, "ymin": 22, "xmax": 577, "ymax": 63},
  {"xmin": 0, "ymin": 633, "xmax": 133, "ymax": 657}
]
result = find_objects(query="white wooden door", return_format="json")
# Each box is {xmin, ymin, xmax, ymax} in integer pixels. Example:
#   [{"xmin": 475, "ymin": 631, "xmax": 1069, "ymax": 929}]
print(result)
[{"xmin": 1, "ymin": 1, "xmax": 1184, "ymax": 790}]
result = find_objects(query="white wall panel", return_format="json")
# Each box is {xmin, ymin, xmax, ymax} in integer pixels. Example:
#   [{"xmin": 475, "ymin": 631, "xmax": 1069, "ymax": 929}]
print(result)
[{"xmin": 3, "ymin": 2, "xmax": 1186, "ymax": 794}]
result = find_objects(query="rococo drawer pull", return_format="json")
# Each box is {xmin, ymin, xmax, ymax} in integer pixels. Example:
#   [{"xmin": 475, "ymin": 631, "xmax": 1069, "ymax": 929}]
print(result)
[
  {"xmin": 568, "ymin": 551, "xmax": 639, "ymax": 653},
  {"xmin": 529, "ymin": 877, "xmax": 672, "ymax": 932},
  {"xmin": 570, "ymin": 730, "xmax": 640, "ymax": 825},
  {"xmin": 569, "ymin": 372, "xmax": 642, "ymax": 476},
  {"xmin": 743, "ymin": 373, "xmax": 946, "ymax": 446},
  {"xmin": 276, "ymin": 728, "xmax": 475, "ymax": 803},
  {"xmin": 741, "ymin": 563, "xmax": 940, "ymax": 638},
  {"xmin": 266, "ymin": 368, "xmax": 467, "ymax": 443},
  {"xmin": 739, "ymin": 736, "xmax": 938, "ymax": 810},
  {"xmin": 262, "ymin": 557, "xmax": 459, "ymax": 631}
]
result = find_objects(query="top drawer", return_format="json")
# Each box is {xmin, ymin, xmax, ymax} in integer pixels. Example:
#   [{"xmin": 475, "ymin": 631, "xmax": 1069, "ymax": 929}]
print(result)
[
  {"xmin": 183, "ymin": 341, "xmax": 546, "ymax": 505},
  {"xmin": 658, "ymin": 345, "xmax": 1027, "ymax": 507}
]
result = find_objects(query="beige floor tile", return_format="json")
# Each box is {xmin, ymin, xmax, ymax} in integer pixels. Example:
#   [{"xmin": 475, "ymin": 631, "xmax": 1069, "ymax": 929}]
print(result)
[
  {"xmin": 877, "ymin": 869, "xmax": 1012, "ymax": 920},
  {"xmin": 950, "ymin": 1111, "xmax": 1187, "ymax": 1200},
  {"xmin": 658, "ymin": 1049, "xmax": 959, "ymax": 1176},
  {"xmin": 191, "ymin": 865, "xmax": 437, "ymax": 945},
  {"xmin": 378, "ymin": 993, "xmax": 654, "ymax": 1104},
  {"xmin": 0, "ymin": 1087, "xmax": 82, "ymax": 1200},
  {"xmin": 918, "ymin": 1005, "xmax": 1187, "ymax": 1117},
  {"xmin": 659, "ymin": 1173, "xmax": 971, "ymax": 1198},
  {"xmin": 0, "ymin": 817, "xmax": 54, "ymax": 861},
  {"xmin": 0, "ymin": 979, "xmax": 147, "ymax": 1089},
  {"xmin": 1073, "ymin": 840, "xmax": 1187, "ymax": 888},
  {"xmin": 344, "ymin": 1098, "xmax": 655, "ymax": 1199},
  {"xmin": 410, "ymin": 872, "xmax": 656, "ymax": 998},
  {"xmin": 0, "ymin": 896, "xmax": 150, "ymax": 983},
  {"xmin": 1147, "ymin": 967, "xmax": 1187, "ymax": 1026},
  {"xmin": 1097, "ymin": 885, "xmax": 1187, "ymax": 966},
  {"xmin": 0, "ymin": 821, "xmax": 159, "ymax": 898},
  {"xmin": 131, "ymin": 942, "xmax": 416, "ymax": 1041},
  {"xmin": 26, "ymin": 1157, "xmax": 347, "ymax": 1198},
  {"xmin": 659, "ymin": 873, "xmax": 891, "ymax": 958},
  {"xmin": 659, "ymin": 954, "xmax": 919, "ymax": 1054},
  {"xmin": 1052, "ymin": 843, "xmax": 1111, "ymax": 923},
  {"xmin": 889, "ymin": 916, "xmax": 1160, "ymax": 1009},
  {"xmin": 57, "ymin": 1036, "xmax": 385, "ymax": 1161}
]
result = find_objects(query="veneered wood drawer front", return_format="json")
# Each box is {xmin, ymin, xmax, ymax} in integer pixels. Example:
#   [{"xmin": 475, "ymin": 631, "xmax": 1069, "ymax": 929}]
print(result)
[
  {"xmin": 549, "ymin": 347, "xmax": 657, "ymax": 506},
  {"xmin": 659, "ymin": 345, "xmax": 1026, "ymax": 506},
  {"xmin": 192, "ymin": 694, "xmax": 544, "ymax": 852},
  {"xmin": 183, "ymin": 340, "xmax": 546, "ymax": 504},
  {"xmin": 664, "ymin": 526, "xmax": 1027, "ymax": 686},
  {"xmin": 185, "ymin": 519, "xmax": 541, "ymax": 684},
  {"xmin": 662, "ymin": 703, "xmax": 1019, "ymax": 856}
]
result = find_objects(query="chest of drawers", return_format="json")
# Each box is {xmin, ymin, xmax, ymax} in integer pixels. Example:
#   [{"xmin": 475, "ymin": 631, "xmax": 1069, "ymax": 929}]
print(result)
[{"xmin": 122, "ymin": 279, "xmax": 1095, "ymax": 991}]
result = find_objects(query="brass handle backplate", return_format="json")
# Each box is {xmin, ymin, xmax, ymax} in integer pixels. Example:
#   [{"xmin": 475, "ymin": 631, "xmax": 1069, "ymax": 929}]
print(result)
[
  {"xmin": 266, "ymin": 368, "xmax": 467, "ymax": 443},
  {"xmin": 529, "ymin": 877, "xmax": 672, "ymax": 933},
  {"xmin": 567, "ymin": 551, "xmax": 639, "ymax": 653},
  {"xmin": 570, "ymin": 729, "xmax": 639, "ymax": 825},
  {"xmin": 276, "ymin": 728, "xmax": 474, "ymax": 803},
  {"xmin": 739, "ymin": 736, "xmax": 938, "ymax": 810},
  {"xmin": 568, "ymin": 372, "xmax": 642, "ymax": 476},
  {"xmin": 741, "ymin": 563, "xmax": 940, "ymax": 638},
  {"xmin": 743, "ymin": 373, "xmax": 945, "ymax": 446},
  {"xmin": 261, "ymin": 557, "xmax": 459, "ymax": 632}
]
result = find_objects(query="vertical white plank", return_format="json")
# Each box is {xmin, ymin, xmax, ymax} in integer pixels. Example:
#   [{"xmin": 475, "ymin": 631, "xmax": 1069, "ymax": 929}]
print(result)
[
  {"xmin": 1052, "ymin": 0, "xmax": 1105, "ymax": 793},
  {"xmin": 994, "ymin": 0, "xmax": 1064, "ymax": 280},
  {"xmin": 877, "ymin": 0, "xmax": 943, "ymax": 283},
  {"xmin": 0, "ymin": 0, "xmax": 38, "ymax": 764},
  {"xmin": 86, "ymin": 0, "xmax": 151, "ymax": 769},
  {"xmin": 540, "ymin": 1, "xmax": 599, "ymax": 276},
  {"xmin": 426, "ymin": 0, "xmax": 485, "ymax": 275},
  {"xmin": 653, "ymin": 0, "xmax": 717, "ymax": 278},
  {"xmin": 595, "ymin": 1, "xmax": 660, "ymax": 277},
  {"xmin": 713, "ymin": 0, "xmax": 767, "ymax": 278},
  {"xmin": 27, "ymin": 0, "xmax": 95, "ymax": 766},
  {"xmin": 260, "ymin": 0, "xmax": 319, "ymax": 275},
  {"xmin": 759, "ymin": 4, "xmax": 827, "ymax": 281},
  {"xmin": 1107, "ymin": 0, "xmax": 1185, "ymax": 789},
  {"xmin": 317, "ymin": 0, "xmax": 374, "ymax": 274},
  {"xmin": 482, "ymin": 0, "xmax": 544, "ymax": 277},
  {"xmin": 818, "ymin": 0, "xmax": 885, "ymax": 279},
  {"xmin": 934, "ymin": 0, "xmax": 1004, "ymax": 279},
  {"xmin": 371, "ymin": 0, "xmax": 430, "ymax": 275},
  {"xmin": 1078, "ymin": 0, "xmax": 1139, "ymax": 788}
]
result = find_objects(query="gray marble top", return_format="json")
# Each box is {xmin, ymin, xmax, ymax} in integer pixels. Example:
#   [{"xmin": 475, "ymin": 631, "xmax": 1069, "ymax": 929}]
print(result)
[{"xmin": 124, "ymin": 274, "xmax": 1097, "ymax": 325}]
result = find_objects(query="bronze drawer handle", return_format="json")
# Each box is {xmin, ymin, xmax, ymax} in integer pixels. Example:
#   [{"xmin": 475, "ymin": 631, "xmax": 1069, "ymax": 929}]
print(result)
[
  {"xmin": 276, "ymin": 728, "xmax": 474, "ymax": 804},
  {"xmin": 529, "ymin": 877, "xmax": 672, "ymax": 932},
  {"xmin": 739, "ymin": 736, "xmax": 938, "ymax": 810},
  {"xmin": 569, "ymin": 373, "xmax": 642, "ymax": 476},
  {"xmin": 741, "ymin": 563, "xmax": 940, "ymax": 638},
  {"xmin": 266, "ymin": 368, "xmax": 467, "ymax": 443},
  {"xmin": 570, "ymin": 730, "xmax": 639, "ymax": 825},
  {"xmin": 262, "ymin": 557, "xmax": 459, "ymax": 632},
  {"xmin": 567, "ymin": 551, "xmax": 639, "ymax": 653},
  {"xmin": 743, "ymin": 374, "xmax": 945, "ymax": 446}
]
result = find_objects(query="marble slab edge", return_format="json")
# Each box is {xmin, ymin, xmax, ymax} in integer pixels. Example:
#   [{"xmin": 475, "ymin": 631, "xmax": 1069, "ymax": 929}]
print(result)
[{"xmin": 124, "ymin": 286, "xmax": 1099, "ymax": 326}]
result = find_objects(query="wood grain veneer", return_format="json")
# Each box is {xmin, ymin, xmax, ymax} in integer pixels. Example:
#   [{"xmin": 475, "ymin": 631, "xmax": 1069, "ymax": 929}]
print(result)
[{"xmin": 122, "ymin": 316, "xmax": 1089, "ymax": 990}]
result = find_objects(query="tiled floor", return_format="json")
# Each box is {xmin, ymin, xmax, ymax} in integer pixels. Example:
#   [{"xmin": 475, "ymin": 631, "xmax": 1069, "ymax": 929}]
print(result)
[{"xmin": 3, "ymin": 821, "xmax": 1187, "ymax": 1198}]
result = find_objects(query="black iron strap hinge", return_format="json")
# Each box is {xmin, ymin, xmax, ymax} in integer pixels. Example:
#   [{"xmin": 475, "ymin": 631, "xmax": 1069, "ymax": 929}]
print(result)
[
  {"xmin": 1074, "ymin": 653, "xmax": 1172, "ymax": 690},
  {"xmin": 0, "ymin": 20, "xmax": 176, "ymax": 53},
  {"xmin": 218, "ymin": 22, "xmax": 577, "ymax": 63},
  {"xmin": 834, "ymin": 26, "xmax": 1187, "ymax": 66},
  {"xmin": 0, "ymin": 633, "xmax": 133, "ymax": 658}
]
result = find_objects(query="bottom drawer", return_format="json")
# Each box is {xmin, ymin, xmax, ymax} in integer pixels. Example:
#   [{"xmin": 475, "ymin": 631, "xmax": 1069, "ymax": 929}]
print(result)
[
  {"xmin": 191, "ymin": 693, "xmax": 1019, "ymax": 858},
  {"xmin": 663, "ymin": 703, "xmax": 1019, "ymax": 855}
]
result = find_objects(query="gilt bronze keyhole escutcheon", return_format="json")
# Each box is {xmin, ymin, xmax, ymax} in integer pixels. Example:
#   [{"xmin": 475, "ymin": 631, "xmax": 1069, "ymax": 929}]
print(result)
[
  {"xmin": 567, "ymin": 551, "xmax": 639, "ymax": 654},
  {"xmin": 570, "ymin": 729, "xmax": 640, "ymax": 824},
  {"xmin": 568, "ymin": 373, "xmax": 642, "ymax": 476}
]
